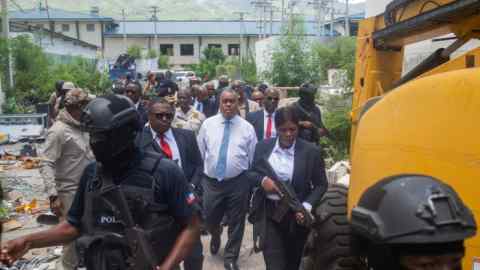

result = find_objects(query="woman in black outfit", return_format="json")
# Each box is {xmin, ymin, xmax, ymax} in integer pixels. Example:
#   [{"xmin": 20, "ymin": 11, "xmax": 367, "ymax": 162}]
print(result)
[{"xmin": 250, "ymin": 106, "xmax": 328, "ymax": 270}]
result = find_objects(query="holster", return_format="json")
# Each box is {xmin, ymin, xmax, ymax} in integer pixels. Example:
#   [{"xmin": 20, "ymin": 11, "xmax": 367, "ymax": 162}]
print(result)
[{"xmin": 76, "ymin": 233, "xmax": 129, "ymax": 270}]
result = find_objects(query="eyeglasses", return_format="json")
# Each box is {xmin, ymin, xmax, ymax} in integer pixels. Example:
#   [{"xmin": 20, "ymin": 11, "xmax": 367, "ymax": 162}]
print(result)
[{"xmin": 151, "ymin": 112, "xmax": 174, "ymax": 120}]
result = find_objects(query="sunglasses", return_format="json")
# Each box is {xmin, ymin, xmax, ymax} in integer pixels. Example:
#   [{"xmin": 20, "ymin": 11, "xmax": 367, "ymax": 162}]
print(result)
[{"xmin": 151, "ymin": 112, "xmax": 174, "ymax": 120}]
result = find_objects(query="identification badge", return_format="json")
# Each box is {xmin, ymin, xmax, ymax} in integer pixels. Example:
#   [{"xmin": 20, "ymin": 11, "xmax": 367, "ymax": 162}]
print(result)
[{"xmin": 474, "ymin": 257, "xmax": 480, "ymax": 270}]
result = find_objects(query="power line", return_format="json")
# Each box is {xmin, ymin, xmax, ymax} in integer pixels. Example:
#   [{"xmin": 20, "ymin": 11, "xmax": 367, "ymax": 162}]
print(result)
[{"xmin": 8, "ymin": 0, "xmax": 24, "ymax": 12}]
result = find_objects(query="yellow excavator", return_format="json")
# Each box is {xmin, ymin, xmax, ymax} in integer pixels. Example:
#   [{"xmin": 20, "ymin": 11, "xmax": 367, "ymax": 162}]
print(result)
[{"xmin": 304, "ymin": 0, "xmax": 479, "ymax": 269}]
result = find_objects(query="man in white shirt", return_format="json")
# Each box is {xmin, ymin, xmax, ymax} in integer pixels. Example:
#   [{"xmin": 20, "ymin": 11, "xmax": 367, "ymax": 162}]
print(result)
[{"xmin": 197, "ymin": 90, "xmax": 258, "ymax": 270}]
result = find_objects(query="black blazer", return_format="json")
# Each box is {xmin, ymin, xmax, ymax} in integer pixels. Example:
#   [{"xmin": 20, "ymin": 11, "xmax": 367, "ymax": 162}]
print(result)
[
  {"xmin": 135, "ymin": 126, "xmax": 203, "ymax": 186},
  {"xmin": 137, "ymin": 102, "xmax": 149, "ymax": 128},
  {"xmin": 201, "ymin": 98, "xmax": 218, "ymax": 118},
  {"xmin": 246, "ymin": 110, "xmax": 265, "ymax": 141},
  {"xmin": 250, "ymin": 138, "xmax": 328, "ymax": 206}
]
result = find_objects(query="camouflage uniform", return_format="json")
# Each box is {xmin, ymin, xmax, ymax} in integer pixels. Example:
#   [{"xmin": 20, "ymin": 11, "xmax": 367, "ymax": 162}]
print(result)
[
  {"xmin": 172, "ymin": 107, "xmax": 206, "ymax": 135},
  {"xmin": 40, "ymin": 88, "xmax": 93, "ymax": 270}
]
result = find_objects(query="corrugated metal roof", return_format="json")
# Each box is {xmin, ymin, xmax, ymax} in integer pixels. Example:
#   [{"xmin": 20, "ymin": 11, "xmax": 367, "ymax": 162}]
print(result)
[
  {"xmin": 10, "ymin": 8, "xmax": 114, "ymax": 22},
  {"xmin": 104, "ymin": 17, "xmax": 362, "ymax": 37}
]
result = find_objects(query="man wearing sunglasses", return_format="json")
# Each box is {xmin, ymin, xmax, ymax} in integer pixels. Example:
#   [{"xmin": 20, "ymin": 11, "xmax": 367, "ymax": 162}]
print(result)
[
  {"xmin": 136, "ymin": 98, "xmax": 205, "ymax": 270},
  {"xmin": 246, "ymin": 88, "xmax": 280, "ymax": 141}
]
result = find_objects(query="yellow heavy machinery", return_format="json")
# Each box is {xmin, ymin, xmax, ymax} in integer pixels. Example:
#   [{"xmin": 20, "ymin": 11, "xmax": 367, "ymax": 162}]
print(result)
[{"xmin": 305, "ymin": 0, "xmax": 479, "ymax": 269}]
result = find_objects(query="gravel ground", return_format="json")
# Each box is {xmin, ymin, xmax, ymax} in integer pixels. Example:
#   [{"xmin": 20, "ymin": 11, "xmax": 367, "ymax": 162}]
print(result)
[{"xmin": 0, "ymin": 142, "xmax": 266, "ymax": 269}]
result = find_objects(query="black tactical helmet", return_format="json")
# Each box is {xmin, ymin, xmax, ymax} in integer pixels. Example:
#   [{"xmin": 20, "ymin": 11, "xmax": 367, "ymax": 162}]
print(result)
[
  {"xmin": 81, "ymin": 94, "xmax": 139, "ymax": 133},
  {"xmin": 81, "ymin": 95, "xmax": 140, "ymax": 166},
  {"xmin": 351, "ymin": 175, "xmax": 477, "ymax": 245}
]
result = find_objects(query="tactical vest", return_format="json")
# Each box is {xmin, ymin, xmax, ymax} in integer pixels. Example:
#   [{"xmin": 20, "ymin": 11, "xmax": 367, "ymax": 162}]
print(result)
[{"xmin": 76, "ymin": 154, "xmax": 180, "ymax": 270}]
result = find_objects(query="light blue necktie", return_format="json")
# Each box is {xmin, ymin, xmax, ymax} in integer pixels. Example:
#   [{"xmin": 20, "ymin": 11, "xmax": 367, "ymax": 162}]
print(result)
[
  {"xmin": 215, "ymin": 119, "xmax": 232, "ymax": 180},
  {"xmin": 196, "ymin": 101, "xmax": 203, "ymax": 112}
]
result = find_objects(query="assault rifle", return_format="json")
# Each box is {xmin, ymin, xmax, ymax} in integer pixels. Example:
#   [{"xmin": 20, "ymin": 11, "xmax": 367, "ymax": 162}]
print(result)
[
  {"xmin": 258, "ymin": 158, "xmax": 314, "ymax": 227},
  {"xmin": 102, "ymin": 174, "xmax": 160, "ymax": 270}
]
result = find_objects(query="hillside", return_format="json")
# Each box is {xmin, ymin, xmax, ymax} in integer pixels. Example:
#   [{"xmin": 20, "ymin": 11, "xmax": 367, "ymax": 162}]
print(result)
[{"xmin": 12, "ymin": 0, "xmax": 365, "ymax": 20}]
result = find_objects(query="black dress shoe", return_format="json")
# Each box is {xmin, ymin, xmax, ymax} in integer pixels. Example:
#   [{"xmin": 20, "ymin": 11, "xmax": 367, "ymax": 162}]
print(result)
[
  {"xmin": 210, "ymin": 232, "xmax": 221, "ymax": 255},
  {"xmin": 224, "ymin": 262, "xmax": 239, "ymax": 270}
]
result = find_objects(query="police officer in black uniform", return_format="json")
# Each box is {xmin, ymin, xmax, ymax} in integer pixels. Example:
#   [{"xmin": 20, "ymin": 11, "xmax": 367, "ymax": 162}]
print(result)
[
  {"xmin": 351, "ymin": 175, "xmax": 477, "ymax": 270},
  {"xmin": 0, "ymin": 94, "xmax": 201, "ymax": 270},
  {"xmin": 293, "ymin": 83, "xmax": 329, "ymax": 144}
]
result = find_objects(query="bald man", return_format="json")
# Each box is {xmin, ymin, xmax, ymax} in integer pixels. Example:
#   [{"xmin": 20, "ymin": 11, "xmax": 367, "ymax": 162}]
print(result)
[{"xmin": 173, "ymin": 88, "xmax": 206, "ymax": 134}]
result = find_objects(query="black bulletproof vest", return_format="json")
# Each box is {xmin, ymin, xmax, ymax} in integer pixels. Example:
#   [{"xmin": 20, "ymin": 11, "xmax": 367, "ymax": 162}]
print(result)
[{"xmin": 79, "ymin": 154, "xmax": 180, "ymax": 269}]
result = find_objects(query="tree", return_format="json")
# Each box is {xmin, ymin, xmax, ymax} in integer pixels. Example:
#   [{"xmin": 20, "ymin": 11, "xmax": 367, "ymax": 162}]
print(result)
[
  {"xmin": 190, "ymin": 47, "xmax": 226, "ymax": 80},
  {"xmin": 311, "ymin": 37, "xmax": 356, "ymax": 91},
  {"xmin": 127, "ymin": 45, "xmax": 142, "ymax": 59},
  {"xmin": 0, "ymin": 35, "xmax": 110, "ymax": 113},
  {"xmin": 157, "ymin": 55, "xmax": 170, "ymax": 69},
  {"xmin": 264, "ymin": 15, "xmax": 312, "ymax": 87},
  {"xmin": 145, "ymin": 49, "xmax": 158, "ymax": 59}
]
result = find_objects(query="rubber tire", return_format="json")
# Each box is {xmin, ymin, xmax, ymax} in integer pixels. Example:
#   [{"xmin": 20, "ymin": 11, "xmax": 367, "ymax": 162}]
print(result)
[{"xmin": 302, "ymin": 184, "xmax": 360, "ymax": 270}]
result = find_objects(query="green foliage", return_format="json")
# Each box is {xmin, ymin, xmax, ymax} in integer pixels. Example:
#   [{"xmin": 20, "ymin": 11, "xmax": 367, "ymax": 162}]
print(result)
[
  {"xmin": 146, "ymin": 49, "xmax": 158, "ymax": 59},
  {"xmin": 217, "ymin": 56, "xmax": 257, "ymax": 84},
  {"xmin": 264, "ymin": 15, "xmax": 312, "ymax": 87},
  {"xmin": 320, "ymin": 94, "xmax": 352, "ymax": 162},
  {"xmin": 311, "ymin": 37, "xmax": 356, "ymax": 91},
  {"xmin": 189, "ymin": 47, "xmax": 226, "ymax": 80},
  {"xmin": 203, "ymin": 47, "xmax": 226, "ymax": 64},
  {"xmin": 127, "ymin": 45, "xmax": 142, "ymax": 59},
  {"xmin": 157, "ymin": 54, "xmax": 170, "ymax": 69},
  {"xmin": 0, "ymin": 35, "xmax": 110, "ymax": 113}
]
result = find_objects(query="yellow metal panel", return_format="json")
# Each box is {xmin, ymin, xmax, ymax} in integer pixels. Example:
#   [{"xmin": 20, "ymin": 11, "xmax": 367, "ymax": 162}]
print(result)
[
  {"xmin": 351, "ymin": 18, "xmax": 404, "ymax": 153},
  {"xmin": 349, "ymin": 68, "xmax": 480, "ymax": 269}
]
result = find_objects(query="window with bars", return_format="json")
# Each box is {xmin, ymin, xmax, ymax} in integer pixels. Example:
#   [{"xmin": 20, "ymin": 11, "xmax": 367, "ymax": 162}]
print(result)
[
  {"xmin": 160, "ymin": 44, "xmax": 174, "ymax": 56},
  {"xmin": 180, "ymin": 44, "xmax": 194, "ymax": 56}
]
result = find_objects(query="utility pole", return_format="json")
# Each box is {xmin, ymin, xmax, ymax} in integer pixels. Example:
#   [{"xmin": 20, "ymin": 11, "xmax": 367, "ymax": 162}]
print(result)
[
  {"xmin": 269, "ymin": 8, "xmax": 273, "ymax": 36},
  {"xmin": 345, "ymin": 0, "xmax": 350, "ymax": 36},
  {"xmin": 122, "ymin": 8, "xmax": 127, "ymax": 53},
  {"xmin": 233, "ymin": 11, "xmax": 247, "ymax": 62},
  {"xmin": 1, "ymin": 0, "xmax": 13, "ymax": 92},
  {"xmin": 150, "ymin": 6, "xmax": 159, "ymax": 53},
  {"xmin": 330, "ymin": 0, "xmax": 335, "ymax": 36}
]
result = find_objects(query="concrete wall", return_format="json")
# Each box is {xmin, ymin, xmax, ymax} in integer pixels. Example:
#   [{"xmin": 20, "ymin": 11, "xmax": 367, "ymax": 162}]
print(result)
[
  {"xmin": 11, "ymin": 32, "xmax": 98, "ymax": 59},
  {"xmin": 25, "ymin": 21, "xmax": 103, "ymax": 47},
  {"xmin": 104, "ymin": 35, "xmax": 258, "ymax": 67}
]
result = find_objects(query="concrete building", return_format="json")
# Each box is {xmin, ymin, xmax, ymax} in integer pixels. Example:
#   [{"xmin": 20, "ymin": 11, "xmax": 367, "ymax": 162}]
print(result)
[
  {"xmin": 103, "ymin": 20, "xmax": 325, "ymax": 67},
  {"xmin": 9, "ymin": 7, "xmax": 114, "ymax": 54}
]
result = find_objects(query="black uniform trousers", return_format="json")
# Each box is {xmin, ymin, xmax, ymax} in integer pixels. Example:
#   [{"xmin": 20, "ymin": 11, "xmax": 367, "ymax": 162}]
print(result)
[
  {"xmin": 262, "ymin": 200, "xmax": 310, "ymax": 270},
  {"xmin": 183, "ymin": 235, "xmax": 203, "ymax": 270},
  {"xmin": 202, "ymin": 173, "xmax": 250, "ymax": 263}
]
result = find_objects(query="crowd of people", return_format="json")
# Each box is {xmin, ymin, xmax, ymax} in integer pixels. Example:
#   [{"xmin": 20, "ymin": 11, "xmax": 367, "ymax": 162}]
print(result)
[{"xmin": 0, "ymin": 72, "xmax": 476, "ymax": 270}]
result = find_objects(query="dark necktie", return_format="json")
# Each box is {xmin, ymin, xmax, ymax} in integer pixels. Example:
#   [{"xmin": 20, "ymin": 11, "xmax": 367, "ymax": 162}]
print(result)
[{"xmin": 265, "ymin": 114, "xmax": 273, "ymax": 139}]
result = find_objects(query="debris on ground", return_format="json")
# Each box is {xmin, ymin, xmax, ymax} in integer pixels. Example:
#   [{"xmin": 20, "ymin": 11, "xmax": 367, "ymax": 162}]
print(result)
[{"xmin": 327, "ymin": 161, "xmax": 350, "ymax": 187}]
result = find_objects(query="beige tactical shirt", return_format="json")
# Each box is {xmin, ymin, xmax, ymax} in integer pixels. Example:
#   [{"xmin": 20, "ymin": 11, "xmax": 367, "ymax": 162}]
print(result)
[
  {"xmin": 239, "ymin": 99, "xmax": 261, "ymax": 118},
  {"xmin": 40, "ymin": 110, "xmax": 94, "ymax": 197},
  {"xmin": 172, "ymin": 107, "xmax": 206, "ymax": 134}
]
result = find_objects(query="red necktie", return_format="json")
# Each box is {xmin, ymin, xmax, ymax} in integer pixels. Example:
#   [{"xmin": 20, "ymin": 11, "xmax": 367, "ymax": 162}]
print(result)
[
  {"xmin": 266, "ymin": 114, "xmax": 273, "ymax": 139},
  {"xmin": 159, "ymin": 135, "xmax": 173, "ymax": 159}
]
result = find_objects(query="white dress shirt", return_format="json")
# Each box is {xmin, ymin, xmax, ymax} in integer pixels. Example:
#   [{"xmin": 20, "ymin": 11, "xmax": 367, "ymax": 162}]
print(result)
[
  {"xmin": 150, "ymin": 127, "xmax": 182, "ymax": 168},
  {"xmin": 264, "ymin": 139, "xmax": 312, "ymax": 212},
  {"xmin": 266, "ymin": 139, "xmax": 295, "ymax": 200},
  {"xmin": 197, "ymin": 114, "xmax": 258, "ymax": 180},
  {"xmin": 263, "ymin": 110, "xmax": 277, "ymax": 139}
]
